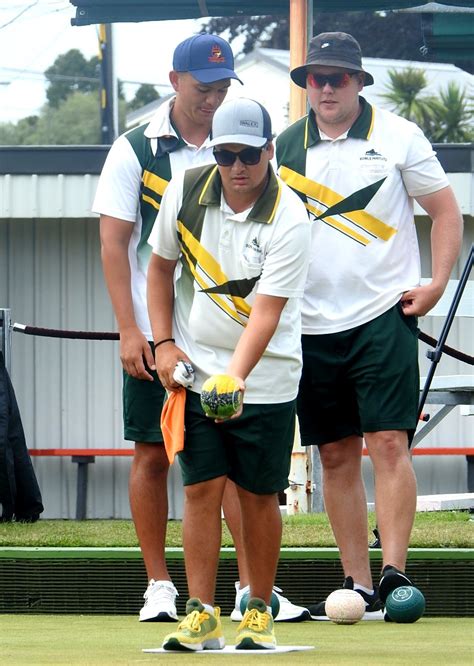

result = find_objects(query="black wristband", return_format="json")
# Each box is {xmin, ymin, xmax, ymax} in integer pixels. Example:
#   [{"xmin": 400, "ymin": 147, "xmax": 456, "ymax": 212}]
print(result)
[{"xmin": 153, "ymin": 338, "xmax": 175, "ymax": 351}]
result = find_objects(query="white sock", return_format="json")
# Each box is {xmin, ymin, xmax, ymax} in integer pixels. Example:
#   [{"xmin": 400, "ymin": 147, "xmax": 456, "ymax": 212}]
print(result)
[
  {"xmin": 353, "ymin": 583, "xmax": 374, "ymax": 596},
  {"xmin": 203, "ymin": 603, "xmax": 214, "ymax": 615}
]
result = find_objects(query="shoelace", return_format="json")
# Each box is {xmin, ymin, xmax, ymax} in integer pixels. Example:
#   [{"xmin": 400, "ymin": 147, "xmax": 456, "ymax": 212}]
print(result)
[
  {"xmin": 240, "ymin": 609, "xmax": 269, "ymax": 631},
  {"xmin": 272, "ymin": 586, "xmax": 288, "ymax": 601},
  {"xmin": 178, "ymin": 609, "xmax": 210, "ymax": 633},
  {"xmin": 144, "ymin": 582, "xmax": 177, "ymax": 602}
]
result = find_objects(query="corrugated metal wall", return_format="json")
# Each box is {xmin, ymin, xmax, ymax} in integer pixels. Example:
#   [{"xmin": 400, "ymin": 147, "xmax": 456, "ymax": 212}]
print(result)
[
  {"xmin": 0, "ymin": 175, "xmax": 472, "ymax": 519},
  {"xmin": 0, "ymin": 212, "xmax": 184, "ymax": 520}
]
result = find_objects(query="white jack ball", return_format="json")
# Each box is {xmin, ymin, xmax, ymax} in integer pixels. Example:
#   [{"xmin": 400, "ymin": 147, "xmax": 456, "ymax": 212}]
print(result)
[{"xmin": 325, "ymin": 589, "xmax": 366, "ymax": 625}]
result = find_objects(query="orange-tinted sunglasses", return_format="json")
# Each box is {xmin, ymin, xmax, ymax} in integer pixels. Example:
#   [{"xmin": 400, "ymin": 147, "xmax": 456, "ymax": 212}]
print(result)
[{"xmin": 307, "ymin": 72, "xmax": 358, "ymax": 89}]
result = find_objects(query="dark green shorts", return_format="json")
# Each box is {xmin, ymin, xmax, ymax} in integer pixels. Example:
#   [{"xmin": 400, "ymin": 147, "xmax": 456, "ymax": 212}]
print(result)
[
  {"xmin": 179, "ymin": 390, "xmax": 296, "ymax": 494},
  {"xmin": 122, "ymin": 343, "xmax": 165, "ymax": 443},
  {"xmin": 297, "ymin": 303, "xmax": 419, "ymax": 446}
]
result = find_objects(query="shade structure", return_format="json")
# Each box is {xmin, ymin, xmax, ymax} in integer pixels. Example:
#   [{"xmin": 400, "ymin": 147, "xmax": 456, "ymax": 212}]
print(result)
[{"xmin": 70, "ymin": 1, "xmax": 474, "ymax": 26}]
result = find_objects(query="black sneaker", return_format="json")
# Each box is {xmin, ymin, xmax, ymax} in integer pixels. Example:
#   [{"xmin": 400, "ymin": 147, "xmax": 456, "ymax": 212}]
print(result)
[
  {"xmin": 379, "ymin": 565, "xmax": 413, "ymax": 604},
  {"xmin": 306, "ymin": 576, "xmax": 383, "ymax": 621}
]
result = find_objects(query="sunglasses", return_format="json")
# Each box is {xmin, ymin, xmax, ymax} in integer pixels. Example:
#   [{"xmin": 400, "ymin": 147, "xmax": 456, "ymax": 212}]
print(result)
[
  {"xmin": 307, "ymin": 72, "xmax": 358, "ymax": 89},
  {"xmin": 213, "ymin": 146, "xmax": 266, "ymax": 167}
]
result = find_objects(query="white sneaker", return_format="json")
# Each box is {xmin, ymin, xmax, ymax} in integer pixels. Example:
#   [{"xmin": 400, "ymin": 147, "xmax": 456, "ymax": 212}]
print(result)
[
  {"xmin": 230, "ymin": 582, "xmax": 311, "ymax": 623},
  {"xmin": 139, "ymin": 579, "xmax": 179, "ymax": 622}
]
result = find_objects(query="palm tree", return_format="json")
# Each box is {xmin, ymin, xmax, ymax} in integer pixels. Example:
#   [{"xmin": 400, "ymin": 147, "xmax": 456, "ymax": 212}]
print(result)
[
  {"xmin": 380, "ymin": 68, "xmax": 439, "ymax": 135},
  {"xmin": 429, "ymin": 83, "xmax": 474, "ymax": 143},
  {"xmin": 381, "ymin": 68, "xmax": 474, "ymax": 143}
]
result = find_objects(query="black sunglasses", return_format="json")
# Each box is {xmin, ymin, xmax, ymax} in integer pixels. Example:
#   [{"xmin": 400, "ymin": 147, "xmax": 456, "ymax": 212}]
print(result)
[
  {"xmin": 307, "ymin": 72, "xmax": 358, "ymax": 89},
  {"xmin": 213, "ymin": 146, "xmax": 266, "ymax": 167}
]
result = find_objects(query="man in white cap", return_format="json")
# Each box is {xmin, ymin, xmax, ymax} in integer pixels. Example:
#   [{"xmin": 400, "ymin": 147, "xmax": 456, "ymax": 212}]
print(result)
[
  {"xmin": 147, "ymin": 97, "xmax": 311, "ymax": 650},
  {"xmin": 276, "ymin": 32, "xmax": 462, "ymax": 619}
]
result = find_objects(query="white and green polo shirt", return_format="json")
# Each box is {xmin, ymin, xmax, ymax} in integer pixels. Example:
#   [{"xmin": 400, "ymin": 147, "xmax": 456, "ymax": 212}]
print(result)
[
  {"xmin": 276, "ymin": 97, "xmax": 450, "ymax": 334},
  {"xmin": 148, "ymin": 164, "xmax": 311, "ymax": 403},
  {"xmin": 92, "ymin": 97, "xmax": 215, "ymax": 340}
]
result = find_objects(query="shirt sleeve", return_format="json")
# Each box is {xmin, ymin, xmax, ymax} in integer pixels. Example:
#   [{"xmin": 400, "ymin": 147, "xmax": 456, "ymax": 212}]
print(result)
[
  {"xmin": 148, "ymin": 173, "xmax": 184, "ymax": 260},
  {"xmin": 257, "ymin": 191, "xmax": 311, "ymax": 299},
  {"xmin": 401, "ymin": 125, "xmax": 449, "ymax": 198},
  {"xmin": 92, "ymin": 136, "xmax": 143, "ymax": 221}
]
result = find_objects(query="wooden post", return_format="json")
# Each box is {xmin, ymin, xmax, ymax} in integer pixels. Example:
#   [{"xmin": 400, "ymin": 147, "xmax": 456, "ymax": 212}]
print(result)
[{"xmin": 289, "ymin": 0, "xmax": 308, "ymax": 123}]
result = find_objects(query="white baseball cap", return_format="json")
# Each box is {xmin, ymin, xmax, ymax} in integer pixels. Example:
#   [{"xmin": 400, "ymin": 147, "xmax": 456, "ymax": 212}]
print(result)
[{"xmin": 209, "ymin": 98, "xmax": 273, "ymax": 148}]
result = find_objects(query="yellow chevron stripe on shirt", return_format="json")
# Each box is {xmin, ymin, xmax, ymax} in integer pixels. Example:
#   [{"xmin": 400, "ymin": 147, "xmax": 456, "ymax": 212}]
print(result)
[
  {"xmin": 280, "ymin": 166, "xmax": 396, "ymax": 242},
  {"xmin": 142, "ymin": 170, "xmax": 169, "ymax": 197},
  {"xmin": 178, "ymin": 220, "xmax": 252, "ymax": 322},
  {"xmin": 306, "ymin": 203, "xmax": 370, "ymax": 246},
  {"xmin": 142, "ymin": 194, "xmax": 160, "ymax": 210}
]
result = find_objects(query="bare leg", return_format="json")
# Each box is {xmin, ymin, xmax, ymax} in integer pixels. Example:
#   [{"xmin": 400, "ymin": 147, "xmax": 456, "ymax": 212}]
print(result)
[
  {"xmin": 183, "ymin": 475, "xmax": 227, "ymax": 605},
  {"xmin": 222, "ymin": 479, "xmax": 249, "ymax": 587},
  {"xmin": 237, "ymin": 487, "xmax": 282, "ymax": 604},
  {"xmin": 365, "ymin": 430, "xmax": 417, "ymax": 572},
  {"xmin": 129, "ymin": 442, "xmax": 171, "ymax": 581},
  {"xmin": 319, "ymin": 436, "xmax": 372, "ymax": 588}
]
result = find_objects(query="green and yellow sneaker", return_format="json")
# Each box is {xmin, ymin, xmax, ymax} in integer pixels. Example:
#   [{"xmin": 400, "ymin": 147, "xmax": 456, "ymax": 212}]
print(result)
[
  {"xmin": 162, "ymin": 598, "xmax": 225, "ymax": 651},
  {"xmin": 235, "ymin": 597, "xmax": 277, "ymax": 650}
]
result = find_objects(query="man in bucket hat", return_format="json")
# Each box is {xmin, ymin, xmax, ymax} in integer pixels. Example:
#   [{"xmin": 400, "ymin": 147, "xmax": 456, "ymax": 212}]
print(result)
[
  {"xmin": 147, "ymin": 98, "xmax": 310, "ymax": 649},
  {"xmin": 277, "ymin": 32, "xmax": 462, "ymax": 619}
]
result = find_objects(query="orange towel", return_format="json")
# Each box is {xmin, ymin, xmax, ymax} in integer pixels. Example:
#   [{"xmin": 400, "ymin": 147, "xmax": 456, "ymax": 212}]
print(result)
[{"xmin": 160, "ymin": 388, "xmax": 186, "ymax": 464}]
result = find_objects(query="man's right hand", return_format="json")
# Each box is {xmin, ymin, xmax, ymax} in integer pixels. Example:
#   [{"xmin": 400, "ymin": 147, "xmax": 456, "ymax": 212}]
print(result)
[{"xmin": 119, "ymin": 327, "xmax": 155, "ymax": 381}]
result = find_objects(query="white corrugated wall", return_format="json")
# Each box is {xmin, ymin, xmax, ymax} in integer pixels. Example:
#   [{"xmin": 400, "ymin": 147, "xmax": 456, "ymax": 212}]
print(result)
[{"xmin": 0, "ymin": 173, "xmax": 472, "ymax": 518}]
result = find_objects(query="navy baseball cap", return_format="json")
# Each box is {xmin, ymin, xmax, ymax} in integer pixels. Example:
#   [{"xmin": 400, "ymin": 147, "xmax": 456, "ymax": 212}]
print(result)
[{"xmin": 173, "ymin": 34, "xmax": 243, "ymax": 85}]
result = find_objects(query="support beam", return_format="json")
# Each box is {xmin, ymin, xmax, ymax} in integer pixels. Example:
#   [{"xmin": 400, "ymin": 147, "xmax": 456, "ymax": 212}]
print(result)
[{"xmin": 289, "ymin": 0, "xmax": 308, "ymax": 123}]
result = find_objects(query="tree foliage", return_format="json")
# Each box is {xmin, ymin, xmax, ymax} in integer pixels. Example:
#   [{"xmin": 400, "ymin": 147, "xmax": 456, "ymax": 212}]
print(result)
[
  {"xmin": 0, "ymin": 93, "xmax": 127, "ymax": 145},
  {"xmin": 0, "ymin": 48, "xmax": 155, "ymax": 145},
  {"xmin": 204, "ymin": 11, "xmax": 426, "ymax": 60},
  {"xmin": 127, "ymin": 83, "xmax": 160, "ymax": 112},
  {"xmin": 430, "ymin": 83, "xmax": 474, "ymax": 143},
  {"xmin": 204, "ymin": 10, "xmax": 472, "ymax": 73},
  {"xmin": 380, "ymin": 69, "xmax": 439, "ymax": 129},
  {"xmin": 45, "ymin": 49, "xmax": 101, "ymax": 108},
  {"xmin": 381, "ymin": 69, "xmax": 473, "ymax": 143}
]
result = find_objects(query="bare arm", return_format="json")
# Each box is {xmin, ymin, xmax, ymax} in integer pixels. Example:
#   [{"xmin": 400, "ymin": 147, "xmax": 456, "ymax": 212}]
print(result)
[
  {"xmin": 147, "ymin": 252, "xmax": 191, "ymax": 391},
  {"xmin": 401, "ymin": 185, "xmax": 463, "ymax": 316},
  {"xmin": 100, "ymin": 214, "xmax": 155, "ymax": 380},
  {"xmin": 223, "ymin": 293, "xmax": 288, "ymax": 418}
]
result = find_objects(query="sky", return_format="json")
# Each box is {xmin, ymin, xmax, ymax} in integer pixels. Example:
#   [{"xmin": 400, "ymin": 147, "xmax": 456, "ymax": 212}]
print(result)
[{"xmin": 0, "ymin": 1, "xmax": 215, "ymax": 123}]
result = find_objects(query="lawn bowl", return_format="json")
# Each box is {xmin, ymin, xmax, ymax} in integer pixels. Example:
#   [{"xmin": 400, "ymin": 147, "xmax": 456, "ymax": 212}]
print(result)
[
  {"xmin": 385, "ymin": 586, "xmax": 426, "ymax": 623},
  {"xmin": 325, "ymin": 589, "xmax": 366, "ymax": 625}
]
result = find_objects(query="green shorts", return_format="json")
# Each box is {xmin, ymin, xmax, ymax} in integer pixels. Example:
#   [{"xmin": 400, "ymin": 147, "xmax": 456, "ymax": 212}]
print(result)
[
  {"xmin": 297, "ymin": 303, "xmax": 419, "ymax": 447},
  {"xmin": 122, "ymin": 343, "xmax": 166, "ymax": 443},
  {"xmin": 179, "ymin": 391, "xmax": 296, "ymax": 494}
]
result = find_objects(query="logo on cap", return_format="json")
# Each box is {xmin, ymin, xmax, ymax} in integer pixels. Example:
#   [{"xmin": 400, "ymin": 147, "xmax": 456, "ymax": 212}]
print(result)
[
  {"xmin": 321, "ymin": 42, "xmax": 330, "ymax": 49},
  {"xmin": 209, "ymin": 45, "xmax": 225, "ymax": 64}
]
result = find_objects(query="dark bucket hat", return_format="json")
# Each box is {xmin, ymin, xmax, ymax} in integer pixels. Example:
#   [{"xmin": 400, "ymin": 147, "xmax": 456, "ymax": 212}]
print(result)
[{"xmin": 290, "ymin": 32, "xmax": 374, "ymax": 89}]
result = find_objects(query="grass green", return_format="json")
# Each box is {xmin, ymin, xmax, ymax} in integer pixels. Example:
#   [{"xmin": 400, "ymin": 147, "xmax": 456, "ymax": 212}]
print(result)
[
  {"xmin": 0, "ymin": 615, "xmax": 472, "ymax": 665},
  {"xmin": 0, "ymin": 511, "xmax": 472, "ymax": 548}
]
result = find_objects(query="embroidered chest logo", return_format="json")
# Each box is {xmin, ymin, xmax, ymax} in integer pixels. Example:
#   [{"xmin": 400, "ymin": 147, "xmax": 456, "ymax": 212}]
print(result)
[
  {"xmin": 360, "ymin": 148, "xmax": 387, "ymax": 162},
  {"xmin": 244, "ymin": 237, "xmax": 263, "ymax": 261}
]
